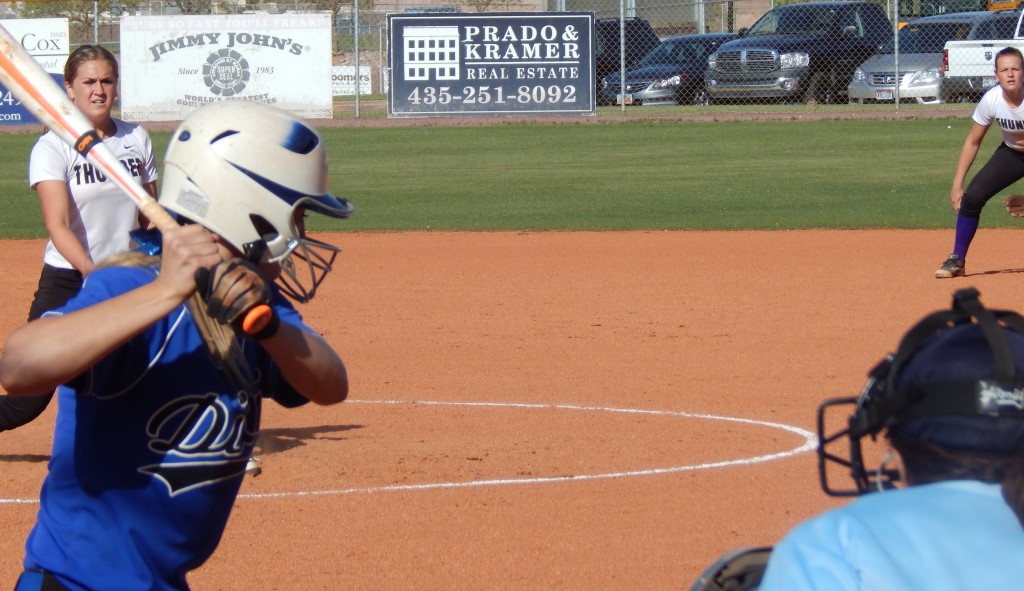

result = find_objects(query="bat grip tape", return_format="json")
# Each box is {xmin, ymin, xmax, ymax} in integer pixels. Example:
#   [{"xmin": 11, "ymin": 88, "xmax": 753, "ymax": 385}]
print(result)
[{"xmin": 74, "ymin": 130, "xmax": 102, "ymax": 156}]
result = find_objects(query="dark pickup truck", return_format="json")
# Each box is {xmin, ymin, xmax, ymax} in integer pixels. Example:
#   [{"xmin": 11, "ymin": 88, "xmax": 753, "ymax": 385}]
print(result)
[{"xmin": 704, "ymin": 1, "xmax": 892, "ymax": 104}]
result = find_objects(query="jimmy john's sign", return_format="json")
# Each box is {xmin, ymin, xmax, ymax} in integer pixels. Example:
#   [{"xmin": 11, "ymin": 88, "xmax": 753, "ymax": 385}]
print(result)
[{"xmin": 119, "ymin": 14, "xmax": 332, "ymax": 121}]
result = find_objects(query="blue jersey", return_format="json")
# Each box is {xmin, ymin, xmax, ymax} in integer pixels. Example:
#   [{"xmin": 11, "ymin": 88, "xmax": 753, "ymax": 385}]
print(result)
[
  {"xmin": 760, "ymin": 480, "xmax": 1024, "ymax": 591},
  {"xmin": 24, "ymin": 265, "xmax": 311, "ymax": 591}
]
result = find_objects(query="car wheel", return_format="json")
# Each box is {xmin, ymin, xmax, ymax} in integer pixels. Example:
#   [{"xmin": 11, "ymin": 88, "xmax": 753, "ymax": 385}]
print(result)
[{"xmin": 802, "ymin": 72, "xmax": 835, "ymax": 104}]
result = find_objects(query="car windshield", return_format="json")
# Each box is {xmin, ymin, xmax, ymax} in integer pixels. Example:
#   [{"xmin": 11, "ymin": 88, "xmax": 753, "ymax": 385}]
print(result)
[
  {"xmin": 638, "ymin": 39, "xmax": 712, "ymax": 65},
  {"xmin": 747, "ymin": 6, "xmax": 840, "ymax": 36},
  {"xmin": 879, "ymin": 21, "xmax": 973, "ymax": 53},
  {"xmin": 970, "ymin": 14, "xmax": 1018, "ymax": 40}
]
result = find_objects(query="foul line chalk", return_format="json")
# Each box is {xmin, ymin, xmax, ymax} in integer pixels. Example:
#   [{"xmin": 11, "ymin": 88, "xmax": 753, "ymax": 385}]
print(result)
[
  {"xmin": 238, "ymin": 400, "xmax": 816, "ymax": 501},
  {"xmin": 0, "ymin": 400, "xmax": 817, "ymax": 505}
]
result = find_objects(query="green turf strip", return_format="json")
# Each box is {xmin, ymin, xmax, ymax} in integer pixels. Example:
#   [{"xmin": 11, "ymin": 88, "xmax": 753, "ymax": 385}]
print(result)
[{"xmin": 0, "ymin": 117, "xmax": 1013, "ymax": 237}]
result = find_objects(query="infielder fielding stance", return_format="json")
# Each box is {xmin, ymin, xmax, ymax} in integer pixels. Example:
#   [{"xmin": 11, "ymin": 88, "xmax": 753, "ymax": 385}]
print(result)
[
  {"xmin": 0, "ymin": 102, "xmax": 352, "ymax": 590},
  {"xmin": 936, "ymin": 47, "xmax": 1024, "ymax": 279}
]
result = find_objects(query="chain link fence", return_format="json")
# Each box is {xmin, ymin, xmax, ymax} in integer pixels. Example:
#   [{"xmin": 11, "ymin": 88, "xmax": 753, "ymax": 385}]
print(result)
[
  {"xmin": 566, "ymin": 0, "xmax": 1014, "ymax": 108},
  {"xmin": 1, "ymin": 0, "xmax": 1012, "ymax": 113}
]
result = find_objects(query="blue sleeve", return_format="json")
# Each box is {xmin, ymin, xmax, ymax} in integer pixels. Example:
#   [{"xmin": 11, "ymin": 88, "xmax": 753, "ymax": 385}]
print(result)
[
  {"xmin": 50, "ymin": 266, "xmax": 155, "ymax": 315},
  {"xmin": 46, "ymin": 266, "xmax": 162, "ymax": 395},
  {"xmin": 759, "ymin": 514, "xmax": 860, "ymax": 591}
]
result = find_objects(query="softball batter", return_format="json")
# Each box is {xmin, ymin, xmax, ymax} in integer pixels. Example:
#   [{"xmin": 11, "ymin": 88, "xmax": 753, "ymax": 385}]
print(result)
[{"xmin": 0, "ymin": 102, "xmax": 351, "ymax": 591}]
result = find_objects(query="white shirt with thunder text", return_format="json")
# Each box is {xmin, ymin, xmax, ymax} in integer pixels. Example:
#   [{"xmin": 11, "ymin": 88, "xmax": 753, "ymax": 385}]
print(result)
[
  {"xmin": 973, "ymin": 86, "xmax": 1024, "ymax": 151},
  {"xmin": 28, "ymin": 119, "xmax": 158, "ymax": 270}
]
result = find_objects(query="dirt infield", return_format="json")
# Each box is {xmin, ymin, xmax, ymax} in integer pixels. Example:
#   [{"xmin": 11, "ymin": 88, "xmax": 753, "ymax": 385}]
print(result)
[{"xmin": 2, "ymin": 228, "xmax": 1024, "ymax": 588}]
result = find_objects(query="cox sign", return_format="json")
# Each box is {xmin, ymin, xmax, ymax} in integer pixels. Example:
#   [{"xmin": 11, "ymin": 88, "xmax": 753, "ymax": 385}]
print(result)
[{"xmin": 0, "ymin": 18, "xmax": 69, "ymax": 125}]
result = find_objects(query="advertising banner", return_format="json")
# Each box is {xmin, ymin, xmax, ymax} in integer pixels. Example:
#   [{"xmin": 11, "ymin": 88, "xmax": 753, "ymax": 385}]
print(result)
[
  {"xmin": 120, "ymin": 14, "xmax": 332, "ymax": 121},
  {"xmin": 331, "ymin": 65, "xmax": 372, "ymax": 96},
  {"xmin": 0, "ymin": 18, "xmax": 69, "ymax": 125},
  {"xmin": 387, "ymin": 12, "xmax": 594, "ymax": 117}
]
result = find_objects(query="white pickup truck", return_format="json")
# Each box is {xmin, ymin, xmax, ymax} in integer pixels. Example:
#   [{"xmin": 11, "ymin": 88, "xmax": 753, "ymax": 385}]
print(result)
[{"xmin": 941, "ymin": 9, "xmax": 1023, "ymax": 102}]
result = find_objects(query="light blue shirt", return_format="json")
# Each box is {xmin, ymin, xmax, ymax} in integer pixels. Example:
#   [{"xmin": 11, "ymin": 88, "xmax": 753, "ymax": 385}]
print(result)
[{"xmin": 760, "ymin": 480, "xmax": 1024, "ymax": 591}]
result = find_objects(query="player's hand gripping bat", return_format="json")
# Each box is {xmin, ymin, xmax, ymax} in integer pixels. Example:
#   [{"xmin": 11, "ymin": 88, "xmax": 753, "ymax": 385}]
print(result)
[{"xmin": 0, "ymin": 24, "xmax": 266, "ymax": 389}]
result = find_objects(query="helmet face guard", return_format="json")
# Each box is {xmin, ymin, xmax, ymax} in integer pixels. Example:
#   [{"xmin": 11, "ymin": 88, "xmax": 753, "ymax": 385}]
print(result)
[
  {"xmin": 273, "ymin": 235, "xmax": 338, "ymax": 303},
  {"xmin": 817, "ymin": 288, "xmax": 1024, "ymax": 497},
  {"xmin": 159, "ymin": 101, "xmax": 353, "ymax": 303},
  {"xmin": 817, "ymin": 394, "xmax": 901, "ymax": 497}
]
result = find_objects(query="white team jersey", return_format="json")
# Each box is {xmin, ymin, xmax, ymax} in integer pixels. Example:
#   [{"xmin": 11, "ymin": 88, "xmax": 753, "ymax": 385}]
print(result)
[
  {"xmin": 973, "ymin": 86, "xmax": 1024, "ymax": 152},
  {"xmin": 28, "ymin": 119, "xmax": 158, "ymax": 270}
]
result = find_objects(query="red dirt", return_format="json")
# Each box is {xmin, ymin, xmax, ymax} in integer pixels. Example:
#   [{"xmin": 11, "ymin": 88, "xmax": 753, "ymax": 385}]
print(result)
[{"xmin": 2, "ymin": 228, "xmax": 1023, "ymax": 588}]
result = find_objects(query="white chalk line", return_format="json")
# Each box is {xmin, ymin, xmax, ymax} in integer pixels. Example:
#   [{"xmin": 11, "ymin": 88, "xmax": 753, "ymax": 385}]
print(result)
[{"xmin": 0, "ymin": 399, "xmax": 817, "ymax": 504}]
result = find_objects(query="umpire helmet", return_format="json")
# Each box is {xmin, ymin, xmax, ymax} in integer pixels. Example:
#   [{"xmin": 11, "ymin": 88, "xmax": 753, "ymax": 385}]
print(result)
[
  {"xmin": 158, "ymin": 101, "xmax": 353, "ymax": 302},
  {"xmin": 818, "ymin": 288, "xmax": 1024, "ymax": 496}
]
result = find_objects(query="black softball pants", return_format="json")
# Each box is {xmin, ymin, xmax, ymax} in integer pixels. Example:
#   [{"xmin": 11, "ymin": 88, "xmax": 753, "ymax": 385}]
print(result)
[
  {"xmin": 0, "ymin": 265, "xmax": 82, "ymax": 432},
  {"xmin": 960, "ymin": 142, "xmax": 1024, "ymax": 218},
  {"xmin": 14, "ymin": 569, "xmax": 69, "ymax": 590}
]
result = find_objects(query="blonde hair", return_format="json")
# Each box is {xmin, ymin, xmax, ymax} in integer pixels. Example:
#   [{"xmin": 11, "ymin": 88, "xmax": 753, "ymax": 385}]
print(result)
[{"xmin": 97, "ymin": 252, "xmax": 160, "ymax": 269}]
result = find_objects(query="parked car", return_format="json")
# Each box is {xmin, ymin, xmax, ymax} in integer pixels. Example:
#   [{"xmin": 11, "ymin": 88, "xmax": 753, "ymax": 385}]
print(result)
[
  {"xmin": 704, "ymin": 1, "xmax": 893, "ymax": 104},
  {"xmin": 848, "ymin": 11, "xmax": 991, "ymax": 104},
  {"xmin": 593, "ymin": 17, "xmax": 662, "ymax": 105},
  {"xmin": 940, "ymin": 9, "xmax": 1022, "ymax": 103},
  {"xmin": 600, "ymin": 32, "xmax": 739, "ymax": 105}
]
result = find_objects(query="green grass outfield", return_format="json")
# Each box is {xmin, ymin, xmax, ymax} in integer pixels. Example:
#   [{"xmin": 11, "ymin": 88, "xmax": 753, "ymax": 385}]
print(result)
[{"xmin": 0, "ymin": 114, "xmax": 1017, "ymax": 238}]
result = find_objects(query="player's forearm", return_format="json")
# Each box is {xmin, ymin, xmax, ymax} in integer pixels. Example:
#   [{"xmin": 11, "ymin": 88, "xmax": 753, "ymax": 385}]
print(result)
[
  {"xmin": 259, "ymin": 324, "xmax": 348, "ymax": 405},
  {"xmin": 0, "ymin": 282, "xmax": 186, "ymax": 394},
  {"xmin": 47, "ymin": 224, "xmax": 93, "ymax": 273}
]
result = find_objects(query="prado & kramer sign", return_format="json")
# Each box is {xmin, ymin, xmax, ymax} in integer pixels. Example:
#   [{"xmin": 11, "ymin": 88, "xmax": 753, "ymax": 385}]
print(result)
[{"xmin": 388, "ymin": 12, "xmax": 594, "ymax": 117}]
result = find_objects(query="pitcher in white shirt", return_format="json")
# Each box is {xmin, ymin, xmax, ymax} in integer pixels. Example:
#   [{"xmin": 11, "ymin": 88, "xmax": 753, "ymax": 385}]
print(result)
[{"xmin": 0, "ymin": 44, "xmax": 157, "ymax": 432}]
